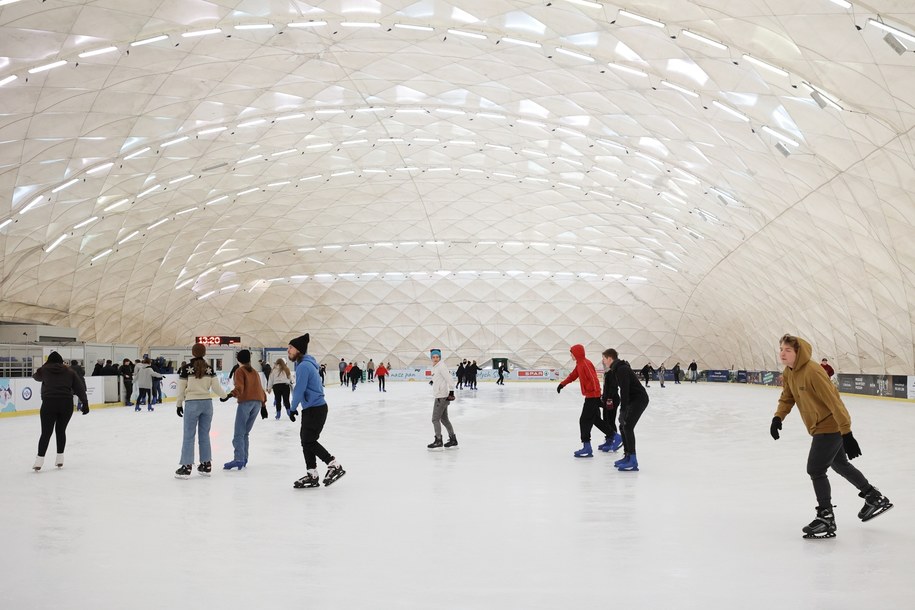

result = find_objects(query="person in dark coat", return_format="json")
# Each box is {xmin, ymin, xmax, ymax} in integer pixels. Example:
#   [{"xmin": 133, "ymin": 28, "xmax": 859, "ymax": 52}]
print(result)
[
  {"xmin": 605, "ymin": 350, "xmax": 649, "ymax": 472},
  {"xmin": 32, "ymin": 352, "xmax": 89, "ymax": 471}
]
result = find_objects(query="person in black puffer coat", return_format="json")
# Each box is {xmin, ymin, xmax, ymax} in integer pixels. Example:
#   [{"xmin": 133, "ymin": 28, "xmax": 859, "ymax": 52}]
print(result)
[{"xmin": 32, "ymin": 351, "xmax": 90, "ymax": 471}]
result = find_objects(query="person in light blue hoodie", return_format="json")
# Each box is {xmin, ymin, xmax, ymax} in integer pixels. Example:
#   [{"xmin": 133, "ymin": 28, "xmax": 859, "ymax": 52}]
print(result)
[{"xmin": 287, "ymin": 333, "xmax": 345, "ymax": 489}]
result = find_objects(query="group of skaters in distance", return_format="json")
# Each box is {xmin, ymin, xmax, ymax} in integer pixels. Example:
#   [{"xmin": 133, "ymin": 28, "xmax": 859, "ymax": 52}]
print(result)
[
  {"xmin": 337, "ymin": 358, "xmax": 391, "ymax": 392},
  {"xmin": 27, "ymin": 333, "xmax": 894, "ymax": 538}
]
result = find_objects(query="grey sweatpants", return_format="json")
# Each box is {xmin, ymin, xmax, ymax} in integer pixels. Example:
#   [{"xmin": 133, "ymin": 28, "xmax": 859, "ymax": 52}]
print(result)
[{"xmin": 432, "ymin": 397, "xmax": 455, "ymax": 437}]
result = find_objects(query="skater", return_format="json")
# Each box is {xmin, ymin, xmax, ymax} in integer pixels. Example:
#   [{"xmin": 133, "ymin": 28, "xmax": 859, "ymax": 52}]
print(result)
[
  {"xmin": 467, "ymin": 360, "xmax": 480, "ymax": 390},
  {"xmin": 770, "ymin": 334, "xmax": 892, "ymax": 539},
  {"xmin": 820, "ymin": 358, "xmax": 835, "ymax": 379},
  {"xmin": 596, "ymin": 350, "xmax": 623, "ymax": 454},
  {"xmin": 118, "ymin": 358, "xmax": 134, "ymax": 406},
  {"xmin": 288, "ymin": 333, "xmax": 345, "ymax": 488},
  {"xmin": 367, "ymin": 359, "xmax": 375, "ymax": 381},
  {"xmin": 32, "ymin": 352, "xmax": 89, "ymax": 471},
  {"xmin": 134, "ymin": 358, "xmax": 164, "ymax": 411},
  {"xmin": 427, "ymin": 348, "xmax": 457, "ymax": 450},
  {"xmin": 375, "ymin": 361, "xmax": 388, "ymax": 392},
  {"xmin": 319, "ymin": 363, "xmax": 326, "ymax": 386},
  {"xmin": 497, "ymin": 362, "xmax": 508, "ymax": 385},
  {"xmin": 556, "ymin": 344, "xmax": 615, "ymax": 458},
  {"xmin": 657, "ymin": 363, "xmax": 666, "ymax": 388},
  {"xmin": 348, "ymin": 361, "xmax": 362, "ymax": 391},
  {"xmin": 456, "ymin": 360, "xmax": 466, "ymax": 389},
  {"xmin": 640, "ymin": 363, "xmax": 652, "ymax": 387},
  {"xmin": 338, "ymin": 358, "xmax": 346, "ymax": 385},
  {"xmin": 602, "ymin": 349, "xmax": 649, "ymax": 471},
  {"xmin": 221, "ymin": 350, "xmax": 267, "ymax": 470},
  {"xmin": 688, "ymin": 360, "xmax": 698, "ymax": 383},
  {"xmin": 673, "ymin": 362, "xmax": 682, "ymax": 384},
  {"xmin": 267, "ymin": 358, "xmax": 292, "ymax": 419},
  {"xmin": 174, "ymin": 344, "xmax": 228, "ymax": 479}
]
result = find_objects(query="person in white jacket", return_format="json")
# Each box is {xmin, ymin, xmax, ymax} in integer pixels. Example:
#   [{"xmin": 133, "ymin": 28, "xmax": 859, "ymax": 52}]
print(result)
[
  {"xmin": 134, "ymin": 359, "xmax": 164, "ymax": 412},
  {"xmin": 173, "ymin": 344, "xmax": 228, "ymax": 479},
  {"xmin": 266, "ymin": 358, "xmax": 293, "ymax": 420},
  {"xmin": 427, "ymin": 348, "xmax": 457, "ymax": 451}
]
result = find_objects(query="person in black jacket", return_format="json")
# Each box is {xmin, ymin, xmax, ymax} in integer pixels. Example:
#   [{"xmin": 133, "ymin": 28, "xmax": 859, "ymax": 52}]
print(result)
[
  {"xmin": 348, "ymin": 362, "xmax": 362, "ymax": 391},
  {"xmin": 32, "ymin": 351, "xmax": 89, "ymax": 471},
  {"xmin": 640, "ymin": 363, "xmax": 652, "ymax": 387},
  {"xmin": 118, "ymin": 358, "xmax": 135, "ymax": 406},
  {"xmin": 597, "ymin": 351, "xmax": 623, "ymax": 453},
  {"xmin": 604, "ymin": 349, "xmax": 649, "ymax": 472}
]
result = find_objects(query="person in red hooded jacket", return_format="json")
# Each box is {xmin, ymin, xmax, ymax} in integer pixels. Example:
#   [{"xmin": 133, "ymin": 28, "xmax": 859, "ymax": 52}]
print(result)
[{"xmin": 557, "ymin": 344, "xmax": 615, "ymax": 458}]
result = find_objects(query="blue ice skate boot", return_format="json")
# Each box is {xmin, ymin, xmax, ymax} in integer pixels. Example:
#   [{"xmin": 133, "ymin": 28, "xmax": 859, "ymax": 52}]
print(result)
[
  {"xmin": 597, "ymin": 436, "xmax": 613, "ymax": 451},
  {"xmin": 608, "ymin": 433, "xmax": 623, "ymax": 452},
  {"xmin": 574, "ymin": 442, "xmax": 593, "ymax": 458},
  {"xmin": 616, "ymin": 454, "xmax": 639, "ymax": 471},
  {"xmin": 223, "ymin": 460, "xmax": 245, "ymax": 470},
  {"xmin": 614, "ymin": 453, "xmax": 629, "ymax": 467}
]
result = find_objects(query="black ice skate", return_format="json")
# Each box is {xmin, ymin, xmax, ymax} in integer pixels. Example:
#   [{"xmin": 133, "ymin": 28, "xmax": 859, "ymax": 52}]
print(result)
[
  {"xmin": 293, "ymin": 473, "xmax": 320, "ymax": 489},
  {"xmin": 858, "ymin": 487, "xmax": 893, "ymax": 522},
  {"xmin": 175, "ymin": 464, "xmax": 192, "ymax": 479},
  {"xmin": 802, "ymin": 506, "xmax": 836, "ymax": 539},
  {"xmin": 197, "ymin": 461, "xmax": 212, "ymax": 476},
  {"xmin": 427, "ymin": 436, "xmax": 444, "ymax": 451},
  {"xmin": 444, "ymin": 435, "xmax": 459, "ymax": 449},
  {"xmin": 323, "ymin": 462, "xmax": 346, "ymax": 487}
]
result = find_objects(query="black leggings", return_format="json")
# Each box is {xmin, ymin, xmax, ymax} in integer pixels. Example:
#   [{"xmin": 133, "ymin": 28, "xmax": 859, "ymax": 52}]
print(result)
[
  {"xmin": 273, "ymin": 383, "xmax": 290, "ymax": 413},
  {"xmin": 579, "ymin": 397, "xmax": 615, "ymax": 442},
  {"xmin": 136, "ymin": 388, "xmax": 152, "ymax": 407},
  {"xmin": 300, "ymin": 405, "xmax": 333, "ymax": 470},
  {"xmin": 377, "ymin": 375, "xmax": 386, "ymax": 391},
  {"xmin": 37, "ymin": 398, "xmax": 74, "ymax": 457},
  {"xmin": 807, "ymin": 433, "xmax": 870, "ymax": 509},
  {"xmin": 619, "ymin": 401, "xmax": 648, "ymax": 455}
]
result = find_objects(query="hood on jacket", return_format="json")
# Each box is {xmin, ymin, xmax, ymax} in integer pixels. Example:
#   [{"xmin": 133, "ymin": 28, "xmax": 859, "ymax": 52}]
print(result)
[
  {"xmin": 570, "ymin": 344, "xmax": 586, "ymax": 361},
  {"xmin": 789, "ymin": 337, "xmax": 813, "ymax": 371}
]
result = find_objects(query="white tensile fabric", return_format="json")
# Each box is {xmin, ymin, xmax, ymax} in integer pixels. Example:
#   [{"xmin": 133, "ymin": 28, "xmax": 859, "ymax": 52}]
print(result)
[{"xmin": 0, "ymin": 1, "xmax": 913, "ymax": 371}]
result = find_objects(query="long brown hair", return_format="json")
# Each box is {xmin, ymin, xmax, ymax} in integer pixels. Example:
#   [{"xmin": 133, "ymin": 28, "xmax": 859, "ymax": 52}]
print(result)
[
  {"xmin": 274, "ymin": 358, "xmax": 291, "ymax": 377},
  {"xmin": 192, "ymin": 358, "xmax": 209, "ymax": 379}
]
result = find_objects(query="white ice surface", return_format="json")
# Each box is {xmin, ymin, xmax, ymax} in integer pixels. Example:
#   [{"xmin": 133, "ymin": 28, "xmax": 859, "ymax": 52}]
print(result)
[{"xmin": 1, "ymin": 381, "xmax": 913, "ymax": 609}]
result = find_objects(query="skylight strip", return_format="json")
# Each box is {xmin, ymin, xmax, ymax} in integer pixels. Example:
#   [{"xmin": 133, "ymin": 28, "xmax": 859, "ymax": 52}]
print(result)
[
  {"xmin": 561, "ymin": 0, "xmax": 602, "ymax": 8},
  {"xmin": 137, "ymin": 184, "xmax": 161, "ymax": 198},
  {"xmin": 493, "ymin": 171, "xmax": 517, "ymax": 178},
  {"xmin": 267, "ymin": 181, "xmax": 290, "ymax": 187},
  {"xmin": 176, "ymin": 207, "xmax": 198, "ymax": 215},
  {"xmin": 238, "ymin": 118, "xmax": 266, "ymax": 127},
  {"xmin": 197, "ymin": 291, "xmax": 216, "ymax": 300},
  {"xmin": 0, "ymin": 218, "xmax": 12, "ymax": 230},
  {"xmin": 272, "ymin": 148, "xmax": 297, "ymax": 157},
  {"xmin": 607, "ymin": 63, "xmax": 649, "ymax": 78},
  {"xmin": 827, "ymin": 0, "xmax": 852, "ymax": 7},
  {"xmin": 235, "ymin": 24, "xmax": 274, "ymax": 30},
  {"xmin": 314, "ymin": 109, "xmax": 344, "ymax": 115},
  {"xmin": 341, "ymin": 22, "xmax": 381, "ymax": 28},
  {"xmin": 276, "ymin": 113, "xmax": 306, "ymax": 121},
  {"xmin": 680, "ymin": 30, "xmax": 727, "ymax": 50},
  {"xmin": 147, "ymin": 218, "xmax": 169, "ymax": 230},
  {"xmin": 169, "ymin": 174, "xmax": 194, "ymax": 184},
  {"xmin": 176, "ymin": 278, "xmax": 195, "ymax": 289},
  {"xmin": 237, "ymin": 187, "xmax": 259, "ymax": 196},
  {"xmin": 221, "ymin": 285, "xmax": 239, "ymax": 291}
]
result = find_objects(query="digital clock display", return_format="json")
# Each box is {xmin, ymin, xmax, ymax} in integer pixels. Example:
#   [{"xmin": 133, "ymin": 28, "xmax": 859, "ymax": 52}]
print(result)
[{"xmin": 195, "ymin": 336, "xmax": 241, "ymax": 346}]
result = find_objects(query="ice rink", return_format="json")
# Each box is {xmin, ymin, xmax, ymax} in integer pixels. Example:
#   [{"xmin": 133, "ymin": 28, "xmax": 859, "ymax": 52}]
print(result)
[{"xmin": 1, "ymin": 379, "xmax": 913, "ymax": 609}]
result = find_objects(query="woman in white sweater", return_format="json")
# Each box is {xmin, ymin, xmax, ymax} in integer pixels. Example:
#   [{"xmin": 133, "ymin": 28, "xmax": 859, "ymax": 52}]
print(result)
[
  {"xmin": 266, "ymin": 358, "xmax": 293, "ymax": 420},
  {"xmin": 174, "ymin": 343, "xmax": 228, "ymax": 479}
]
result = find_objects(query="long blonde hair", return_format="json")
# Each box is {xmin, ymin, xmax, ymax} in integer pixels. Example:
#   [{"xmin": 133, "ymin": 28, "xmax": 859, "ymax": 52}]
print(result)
[{"xmin": 274, "ymin": 358, "xmax": 291, "ymax": 377}]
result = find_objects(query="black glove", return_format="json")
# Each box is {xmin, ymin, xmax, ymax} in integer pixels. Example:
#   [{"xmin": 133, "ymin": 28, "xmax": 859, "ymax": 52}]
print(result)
[
  {"xmin": 80, "ymin": 404, "xmax": 89, "ymax": 415},
  {"xmin": 176, "ymin": 405, "xmax": 183, "ymax": 417},
  {"xmin": 289, "ymin": 409, "xmax": 297, "ymax": 422},
  {"xmin": 556, "ymin": 383, "xmax": 565, "ymax": 394},
  {"xmin": 770, "ymin": 416, "xmax": 782, "ymax": 440},
  {"xmin": 447, "ymin": 391, "xmax": 455, "ymax": 402},
  {"xmin": 429, "ymin": 380, "xmax": 433, "ymax": 386},
  {"xmin": 260, "ymin": 404, "xmax": 268, "ymax": 419},
  {"xmin": 843, "ymin": 432, "xmax": 862, "ymax": 460},
  {"xmin": 219, "ymin": 395, "xmax": 231, "ymax": 403}
]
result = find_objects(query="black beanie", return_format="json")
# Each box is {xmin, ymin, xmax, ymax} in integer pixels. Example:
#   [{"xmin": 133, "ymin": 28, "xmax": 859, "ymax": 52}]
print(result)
[
  {"xmin": 236, "ymin": 349, "xmax": 251, "ymax": 364},
  {"xmin": 47, "ymin": 351, "xmax": 63, "ymax": 364},
  {"xmin": 288, "ymin": 333, "xmax": 310, "ymax": 354}
]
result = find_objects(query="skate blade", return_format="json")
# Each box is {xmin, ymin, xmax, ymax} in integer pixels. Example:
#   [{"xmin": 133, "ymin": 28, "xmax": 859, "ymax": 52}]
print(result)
[
  {"xmin": 323, "ymin": 471, "xmax": 346, "ymax": 486},
  {"xmin": 293, "ymin": 483, "xmax": 320, "ymax": 489},
  {"xmin": 175, "ymin": 475, "xmax": 190, "ymax": 480},
  {"xmin": 861, "ymin": 504, "xmax": 893, "ymax": 522},
  {"xmin": 617, "ymin": 466, "xmax": 639, "ymax": 471},
  {"xmin": 427, "ymin": 447, "xmax": 444, "ymax": 452},
  {"xmin": 802, "ymin": 532, "xmax": 836, "ymax": 539},
  {"xmin": 444, "ymin": 446, "xmax": 460, "ymax": 450}
]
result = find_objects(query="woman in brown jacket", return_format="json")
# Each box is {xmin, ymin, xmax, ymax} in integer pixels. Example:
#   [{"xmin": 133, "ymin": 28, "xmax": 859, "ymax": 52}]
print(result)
[{"xmin": 222, "ymin": 349, "xmax": 266, "ymax": 470}]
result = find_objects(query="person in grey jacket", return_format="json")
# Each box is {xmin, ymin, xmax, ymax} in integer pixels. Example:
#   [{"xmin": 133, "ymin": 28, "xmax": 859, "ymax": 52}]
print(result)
[
  {"xmin": 32, "ymin": 351, "xmax": 89, "ymax": 471},
  {"xmin": 134, "ymin": 358, "xmax": 164, "ymax": 412}
]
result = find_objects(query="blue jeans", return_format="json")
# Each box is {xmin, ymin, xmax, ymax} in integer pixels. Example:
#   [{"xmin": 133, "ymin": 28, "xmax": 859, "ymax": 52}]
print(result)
[
  {"xmin": 180, "ymin": 399, "xmax": 213, "ymax": 465},
  {"xmin": 233, "ymin": 400, "xmax": 260, "ymax": 463}
]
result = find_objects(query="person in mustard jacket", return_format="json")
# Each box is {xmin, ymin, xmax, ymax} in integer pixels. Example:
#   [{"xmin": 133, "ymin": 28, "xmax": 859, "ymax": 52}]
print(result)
[
  {"xmin": 771, "ymin": 334, "xmax": 892, "ymax": 539},
  {"xmin": 222, "ymin": 349, "xmax": 267, "ymax": 470}
]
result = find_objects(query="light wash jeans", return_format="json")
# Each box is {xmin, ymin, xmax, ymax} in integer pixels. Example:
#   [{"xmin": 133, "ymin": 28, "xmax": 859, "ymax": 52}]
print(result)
[
  {"xmin": 233, "ymin": 400, "xmax": 261, "ymax": 463},
  {"xmin": 180, "ymin": 399, "xmax": 213, "ymax": 465}
]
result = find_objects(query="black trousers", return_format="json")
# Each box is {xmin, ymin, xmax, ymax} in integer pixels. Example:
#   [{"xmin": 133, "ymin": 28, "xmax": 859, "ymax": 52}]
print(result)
[
  {"xmin": 807, "ymin": 432, "xmax": 870, "ymax": 509},
  {"xmin": 37, "ymin": 397, "xmax": 74, "ymax": 457},
  {"xmin": 579, "ymin": 397, "xmax": 614, "ymax": 442},
  {"xmin": 136, "ymin": 388, "xmax": 152, "ymax": 406},
  {"xmin": 377, "ymin": 375, "xmax": 386, "ymax": 391},
  {"xmin": 300, "ymin": 405, "xmax": 333, "ymax": 470},
  {"xmin": 122, "ymin": 380, "xmax": 133, "ymax": 404},
  {"xmin": 273, "ymin": 383, "xmax": 290, "ymax": 412},
  {"xmin": 602, "ymin": 403, "xmax": 619, "ymax": 438},
  {"xmin": 339, "ymin": 370, "xmax": 345, "ymax": 384},
  {"xmin": 619, "ymin": 400, "xmax": 648, "ymax": 455},
  {"xmin": 497, "ymin": 373, "xmax": 504, "ymax": 384}
]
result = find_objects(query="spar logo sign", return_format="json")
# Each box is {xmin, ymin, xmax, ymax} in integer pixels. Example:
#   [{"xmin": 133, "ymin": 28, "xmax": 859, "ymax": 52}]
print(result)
[
  {"xmin": 518, "ymin": 370, "xmax": 546, "ymax": 378},
  {"xmin": 22, "ymin": 387, "xmax": 32, "ymax": 400}
]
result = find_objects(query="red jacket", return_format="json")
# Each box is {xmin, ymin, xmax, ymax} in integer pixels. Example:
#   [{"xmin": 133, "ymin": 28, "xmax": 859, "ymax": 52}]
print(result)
[
  {"xmin": 561, "ymin": 344, "xmax": 601, "ymax": 398},
  {"xmin": 375, "ymin": 365, "xmax": 388, "ymax": 376}
]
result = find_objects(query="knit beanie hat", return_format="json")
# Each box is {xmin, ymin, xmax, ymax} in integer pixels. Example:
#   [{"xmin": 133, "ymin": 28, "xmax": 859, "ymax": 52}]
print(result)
[
  {"xmin": 236, "ymin": 349, "xmax": 251, "ymax": 364},
  {"xmin": 191, "ymin": 343, "xmax": 206, "ymax": 358},
  {"xmin": 288, "ymin": 333, "xmax": 310, "ymax": 354},
  {"xmin": 47, "ymin": 351, "xmax": 63, "ymax": 364},
  {"xmin": 430, "ymin": 348, "xmax": 442, "ymax": 358}
]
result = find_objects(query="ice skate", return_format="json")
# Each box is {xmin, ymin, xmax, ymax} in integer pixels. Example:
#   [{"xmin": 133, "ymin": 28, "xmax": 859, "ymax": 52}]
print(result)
[
  {"xmin": 55, "ymin": 453, "xmax": 64, "ymax": 468},
  {"xmin": 616, "ymin": 454, "xmax": 639, "ymax": 471},
  {"xmin": 597, "ymin": 436, "xmax": 613, "ymax": 451},
  {"xmin": 223, "ymin": 460, "xmax": 245, "ymax": 470},
  {"xmin": 444, "ymin": 435, "xmax": 459, "ymax": 449},
  {"xmin": 608, "ymin": 433, "xmax": 623, "ymax": 452},
  {"xmin": 323, "ymin": 460, "xmax": 345, "ymax": 486},
  {"xmin": 574, "ymin": 442, "xmax": 593, "ymax": 458},
  {"xmin": 427, "ymin": 436, "xmax": 444, "ymax": 451},
  {"xmin": 858, "ymin": 487, "xmax": 893, "ymax": 522},
  {"xmin": 197, "ymin": 461, "xmax": 212, "ymax": 476},
  {"xmin": 175, "ymin": 464, "xmax": 192, "ymax": 479},
  {"xmin": 614, "ymin": 453, "xmax": 629, "ymax": 467},
  {"xmin": 32, "ymin": 455, "xmax": 44, "ymax": 471},
  {"xmin": 802, "ymin": 506, "xmax": 837, "ymax": 539},
  {"xmin": 293, "ymin": 471, "xmax": 320, "ymax": 489}
]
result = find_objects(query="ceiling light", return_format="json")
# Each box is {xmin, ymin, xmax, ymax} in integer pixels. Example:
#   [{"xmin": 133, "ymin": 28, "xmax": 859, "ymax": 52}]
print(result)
[
  {"xmin": 607, "ymin": 63, "xmax": 649, "ymax": 78},
  {"xmin": 315, "ymin": 108, "xmax": 344, "ymax": 115},
  {"xmin": 175, "ymin": 278, "xmax": 195, "ymax": 289},
  {"xmin": 52, "ymin": 178, "xmax": 79, "ymax": 193},
  {"xmin": 73, "ymin": 216, "xmax": 98, "ymax": 229},
  {"xmin": 331, "ymin": 170, "xmax": 354, "ymax": 177},
  {"xmin": 147, "ymin": 218, "xmax": 168, "ymax": 230},
  {"xmin": 182, "ymin": 28, "xmax": 222, "ymax": 38},
  {"xmin": 555, "ymin": 47, "xmax": 595, "ymax": 62},
  {"xmin": 124, "ymin": 146, "xmax": 150, "ymax": 160},
  {"xmin": 272, "ymin": 148, "xmax": 297, "ymax": 157},
  {"xmin": 234, "ymin": 24, "xmax": 274, "ymax": 30},
  {"xmin": 355, "ymin": 107, "xmax": 385, "ymax": 113},
  {"xmin": 29, "ymin": 60, "xmax": 67, "ymax": 74},
  {"xmin": 774, "ymin": 142, "xmax": 790, "ymax": 157},
  {"xmin": 197, "ymin": 291, "xmax": 216, "ymax": 300},
  {"xmin": 287, "ymin": 21, "xmax": 327, "ymax": 28},
  {"xmin": 501, "ymin": 37, "xmax": 541, "ymax": 48},
  {"xmin": 742, "ymin": 54, "xmax": 789, "ymax": 77},
  {"xmin": 477, "ymin": 112, "xmax": 506, "ymax": 119},
  {"xmin": 341, "ymin": 22, "xmax": 381, "ymax": 28},
  {"xmin": 300, "ymin": 174, "xmax": 322, "ymax": 181},
  {"xmin": 238, "ymin": 118, "xmax": 266, "ymax": 127},
  {"xmin": 712, "ymin": 100, "xmax": 750, "ymax": 121},
  {"xmin": 0, "ymin": 75, "xmax": 17, "ymax": 87},
  {"xmin": 867, "ymin": 19, "xmax": 915, "ymax": 44},
  {"xmin": 562, "ymin": 0, "xmax": 602, "ymax": 7},
  {"xmin": 882, "ymin": 33, "xmax": 908, "ymax": 55},
  {"xmin": 267, "ymin": 181, "xmax": 290, "ymax": 187},
  {"xmin": 87, "ymin": 163, "xmax": 114, "ymax": 175},
  {"xmin": 103, "ymin": 198, "xmax": 129, "ymax": 211},
  {"xmin": 762, "ymin": 126, "xmax": 800, "ymax": 147},
  {"xmin": 447, "ymin": 29, "xmax": 487, "ymax": 39},
  {"xmin": 679, "ymin": 30, "xmax": 728, "ymax": 50},
  {"xmin": 161, "ymin": 136, "xmax": 188, "ymax": 147},
  {"xmin": 131, "ymin": 35, "xmax": 169, "ymax": 47},
  {"xmin": 435, "ymin": 108, "xmax": 465, "ymax": 115},
  {"xmin": 618, "ymin": 9, "xmax": 665, "ymax": 28},
  {"xmin": 827, "ymin": 0, "xmax": 852, "ymax": 8},
  {"xmin": 0, "ymin": 218, "xmax": 11, "ymax": 230},
  {"xmin": 493, "ymin": 172, "xmax": 517, "ymax": 178},
  {"xmin": 137, "ymin": 184, "xmax": 161, "ymax": 198},
  {"xmin": 305, "ymin": 143, "xmax": 331, "ymax": 149},
  {"xmin": 485, "ymin": 143, "xmax": 512, "ymax": 151},
  {"xmin": 461, "ymin": 168, "xmax": 484, "ymax": 173},
  {"xmin": 660, "ymin": 80, "xmax": 699, "ymax": 97},
  {"xmin": 276, "ymin": 113, "xmax": 305, "ymax": 121},
  {"xmin": 198, "ymin": 126, "xmax": 227, "ymax": 135},
  {"xmin": 517, "ymin": 119, "xmax": 546, "ymax": 128},
  {"xmin": 176, "ymin": 207, "xmax": 197, "ymax": 215},
  {"xmin": 91, "ymin": 249, "xmax": 113, "ymax": 262},
  {"xmin": 45, "ymin": 235, "xmax": 67, "ymax": 253},
  {"xmin": 118, "ymin": 231, "xmax": 139, "ymax": 245},
  {"xmin": 809, "ymin": 89, "xmax": 843, "ymax": 110},
  {"xmin": 237, "ymin": 187, "xmax": 259, "ymax": 196},
  {"xmin": 238, "ymin": 155, "xmax": 261, "ymax": 163},
  {"xmin": 169, "ymin": 174, "xmax": 194, "ymax": 184},
  {"xmin": 206, "ymin": 195, "xmax": 229, "ymax": 205},
  {"xmin": 79, "ymin": 46, "xmax": 118, "ymax": 58},
  {"xmin": 395, "ymin": 24, "xmax": 434, "ymax": 32},
  {"xmin": 0, "ymin": 0, "xmax": 25, "ymax": 5}
]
